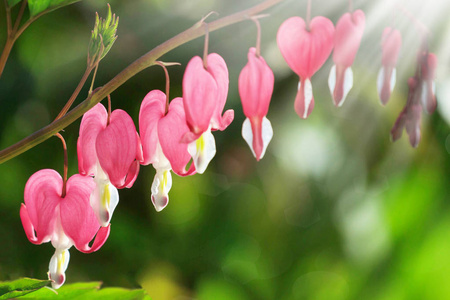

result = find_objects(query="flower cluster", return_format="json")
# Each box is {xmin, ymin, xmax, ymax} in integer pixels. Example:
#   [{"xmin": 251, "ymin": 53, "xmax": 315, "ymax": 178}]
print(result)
[{"xmin": 19, "ymin": 2, "xmax": 440, "ymax": 289}]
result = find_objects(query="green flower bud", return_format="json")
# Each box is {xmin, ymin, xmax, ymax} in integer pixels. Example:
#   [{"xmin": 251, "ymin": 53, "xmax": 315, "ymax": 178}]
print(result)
[{"xmin": 88, "ymin": 4, "xmax": 119, "ymax": 67}]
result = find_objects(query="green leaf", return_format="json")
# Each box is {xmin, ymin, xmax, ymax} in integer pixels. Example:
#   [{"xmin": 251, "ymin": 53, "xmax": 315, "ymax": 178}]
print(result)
[
  {"xmin": 17, "ymin": 281, "xmax": 151, "ymax": 299},
  {"xmin": 27, "ymin": 0, "xmax": 81, "ymax": 17},
  {"xmin": 7, "ymin": 0, "xmax": 22, "ymax": 8},
  {"xmin": 0, "ymin": 278, "xmax": 51, "ymax": 299}
]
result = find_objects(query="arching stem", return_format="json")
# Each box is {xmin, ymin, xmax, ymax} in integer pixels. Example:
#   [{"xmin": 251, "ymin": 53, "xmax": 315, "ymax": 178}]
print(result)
[
  {"xmin": 250, "ymin": 16, "xmax": 262, "ymax": 57},
  {"xmin": 203, "ymin": 22, "xmax": 209, "ymax": 69},
  {"xmin": 55, "ymin": 133, "xmax": 68, "ymax": 198},
  {"xmin": 0, "ymin": 0, "xmax": 284, "ymax": 165},
  {"xmin": 306, "ymin": 0, "xmax": 311, "ymax": 31},
  {"xmin": 155, "ymin": 61, "xmax": 172, "ymax": 114}
]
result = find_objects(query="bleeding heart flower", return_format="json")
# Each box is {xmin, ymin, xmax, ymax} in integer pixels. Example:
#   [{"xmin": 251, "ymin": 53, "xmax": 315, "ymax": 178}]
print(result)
[
  {"xmin": 20, "ymin": 170, "xmax": 110, "ymax": 288},
  {"xmin": 182, "ymin": 53, "xmax": 233, "ymax": 173},
  {"xmin": 419, "ymin": 52, "xmax": 437, "ymax": 114},
  {"xmin": 328, "ymin": 9, "xmax": 365, "ymax": 107},
  {"xmin": 377, "ymin": 27, "xmax": 402, "ymax": 105},
  {"xmin": 239, "ymin": 47, "xmax": 274, "ymax": 160},
  {"xmin": 391, "ymin": 77, "xmax": 422, "ymax": 147},
  {"xmin": 277, "ymin": 16, "xmax": 334, "ymax": 118},
  {"xmin": 140, "ymin": 90, "xmax": 195, "ymax": 211},
  {"xmin": 78, "ymin": 103, "xmax": 142, "ymax": 226}
]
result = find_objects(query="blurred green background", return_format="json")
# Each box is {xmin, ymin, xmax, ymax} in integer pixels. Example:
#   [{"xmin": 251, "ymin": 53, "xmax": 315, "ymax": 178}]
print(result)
[{"xmin": 1, "ymin": 0, "xmax": 450, "ymax": 299}]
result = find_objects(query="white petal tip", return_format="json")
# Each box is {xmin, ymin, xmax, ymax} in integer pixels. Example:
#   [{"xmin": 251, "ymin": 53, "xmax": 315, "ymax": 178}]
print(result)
[
  {"xmin": 241, "ymin": 117, "xmax": 273, "ymax": 160},
  {"xmin": 188, "ymin": 129, "xmax": 216, "ymax": 174}
]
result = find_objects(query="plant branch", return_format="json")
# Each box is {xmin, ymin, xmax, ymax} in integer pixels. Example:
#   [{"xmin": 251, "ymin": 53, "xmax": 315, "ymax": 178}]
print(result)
[
  {"xmin": 0, "ymin": 0, "xmax": 284, "ymax": 164},
  {"xmin": 12, "ymin": 0, "xmax": 27, "ymax": 33},
  {"xmin": 4, "ymin": 0, "xmax": 12, "ymax": 35},
  {"xmin": 0, "ymin": 1, "xmax": 81, "ymax": 77},
  {"xmin": 54, "ymin": 66, "xmax": 94, "ymax": 121}
]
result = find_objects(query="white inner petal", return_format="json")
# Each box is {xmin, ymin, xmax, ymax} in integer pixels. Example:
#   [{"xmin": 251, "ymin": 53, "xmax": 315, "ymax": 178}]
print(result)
[
  {"xmin": 390, "ymin": 68, "xmax": 397, "ymax": 93},
  {"xmin": 151, "ymin": 168, "xmax": 172, "ymax": 212},
  {"xmin": 302, "ymin": 78, "xmax": 313, "ymax": 119},
  {"xmin": 260, "ymin": 117, "xmax": 273, "ymax": 159},
  {"xmin": 187, "ymin": 127, "xmax": 216, "ymax": 174},
  {"xmin": 328, "ymin": 64, "xmax": 336, "ymax": 96},
  {"xmin": 153, "ymin": 141, "xmax": 171, "ymax": 170},
  {"xmin": 421, "ymin": 81, "xmax": 427, "ymax": 108},
  {"xmin": 340, "ymin": 67, "xmax": 354, "ymax": 107},
  {"xmin": 51, "ymin": 209, "xmax": 72, "ymax": 250},
  {"xmin": 242, "ymin": 118, "xmax": 256, "ymax": 158},
  {"xmin": 376, "ymin": 67, "xmax": 384, "ymax": 96},
  {"xmin": 91, "ymin": 178, "xmax": 119, "ymax": 227},
  {"xmin": 48, "ymin": 248, "xmax": 70, "ymax": 289},
  {"xmin": 241, "ymin": 117, "xmax": 273, "ymax": 160}
]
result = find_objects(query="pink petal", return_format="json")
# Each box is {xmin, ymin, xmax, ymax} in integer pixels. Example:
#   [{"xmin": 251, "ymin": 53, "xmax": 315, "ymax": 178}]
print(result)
[
  {"xmin": 123, "ymin": 160, "xmax": 140, "ymax": 188},
  {"xmin": 22, "ymin": 169, "xmax": 61, "ymax": 244},
  {"xmin": 159, "ymin": 98, "xmax": 196, "ymax": 177},
  {"xmin": 207, "ymin": 53, "xmax": 234, "ymax": 131},
  {"xmin": 239, "ymin": 47, "xmax": 274, "ymax": 119},
  {"xmin": 182, "ymin": 56, "xmax": 218, "ymax": 136},
  {"xmin": 277, "ymin": 16, "xmax": 334, "ymax": 79},
  {"xmin": 333, "ymin": 10, "xmax": 365, "ymax": 68},
  {"xmin": 96, "ymin": 109, "xmax": 140, "ymax": 189},
  {"xmin": 60, "ymin": 174, "xmax": 110, "ymax": 253},
  {"xmin": 406, "ymin": 104, "xmax": 422, "ymax": 148},
  {"xmin": 77, "ymin": 104, "xmax": 108, "ymax": 176},
  {"xmin": 139, "ymin": 90, "xmax": 166, "ymax": 165},
  {"xmin": 381, "ymin": 27, "xmax": 402, "ymax": 68},
  {"xmin": 390, "ymin": 108, "xmax": 406, "ymax": 142}
]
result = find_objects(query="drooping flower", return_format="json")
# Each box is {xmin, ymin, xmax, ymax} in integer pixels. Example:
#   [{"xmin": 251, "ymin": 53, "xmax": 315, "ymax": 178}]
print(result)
[
  {"xmin": 391, "ymin": 50, "xmax": 438, "ymax": 148},
  {"xmin": 391, "ymin": 77, "xmax": 422, "ymax": 147},
  {"xmin": 140, "ymin": 90, "xmax": 195, "ymax": 211},
  {"xmin": 78, "ymin": 103, "xmax": 142, "ymax": 226},
  {"xmin": 419, "ymin": 52, "xmax": 437, "ymax": 114},
  {"xmin": 277, "ymin": 16, "xmax": 335, "ymax": 118},
  {"xmin": 377, "ymin": 27, "xmax": 402, "ymax": 105},
  {"xmin": 20, "ymin": 170, "xmax": 110, "ymax": 289},
  {"xmin": 328, "ymin": 9, "xmax": 365, "ymax": 107},
  {"xmin": 181, "ymin": 53, "xmax": 233, "ymax": 173},
  {"xmin": 239, "ymin": 47, "xmax": 274, "ymax": 160}
]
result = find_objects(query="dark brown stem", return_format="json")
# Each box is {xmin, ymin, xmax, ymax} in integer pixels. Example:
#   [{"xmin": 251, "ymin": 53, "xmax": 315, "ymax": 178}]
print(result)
[
  {"xmin": 107, "ymin": 94, "xmax": 111, "ymax": 125},
  {"xmin": 54, "ymin": 66, "xmax": 94, "ymax": 121},
  {"xmin": 0, "ymin": 0, "xmax": 284, "ymax": 164},
  {"xmin": 55, "ymin": 133, "xmax": 68, "ymax": 198}
]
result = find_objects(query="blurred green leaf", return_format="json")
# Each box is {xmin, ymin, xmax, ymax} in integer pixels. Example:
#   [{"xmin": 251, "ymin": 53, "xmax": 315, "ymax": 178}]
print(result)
[
  {"xmin": 7, "ymin": 0, "xmax": 21, "ymax": 8},
  {"xmin": 0, "ymin": 278, "xmax": 50, "ymax": 299},
  {"xmin": 27, "ymin": 0, "xmax": 80, "ymax": 17},
  {"xmin": 17, "ymin": 281, "xmax": 151, "ymax": 299}
]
